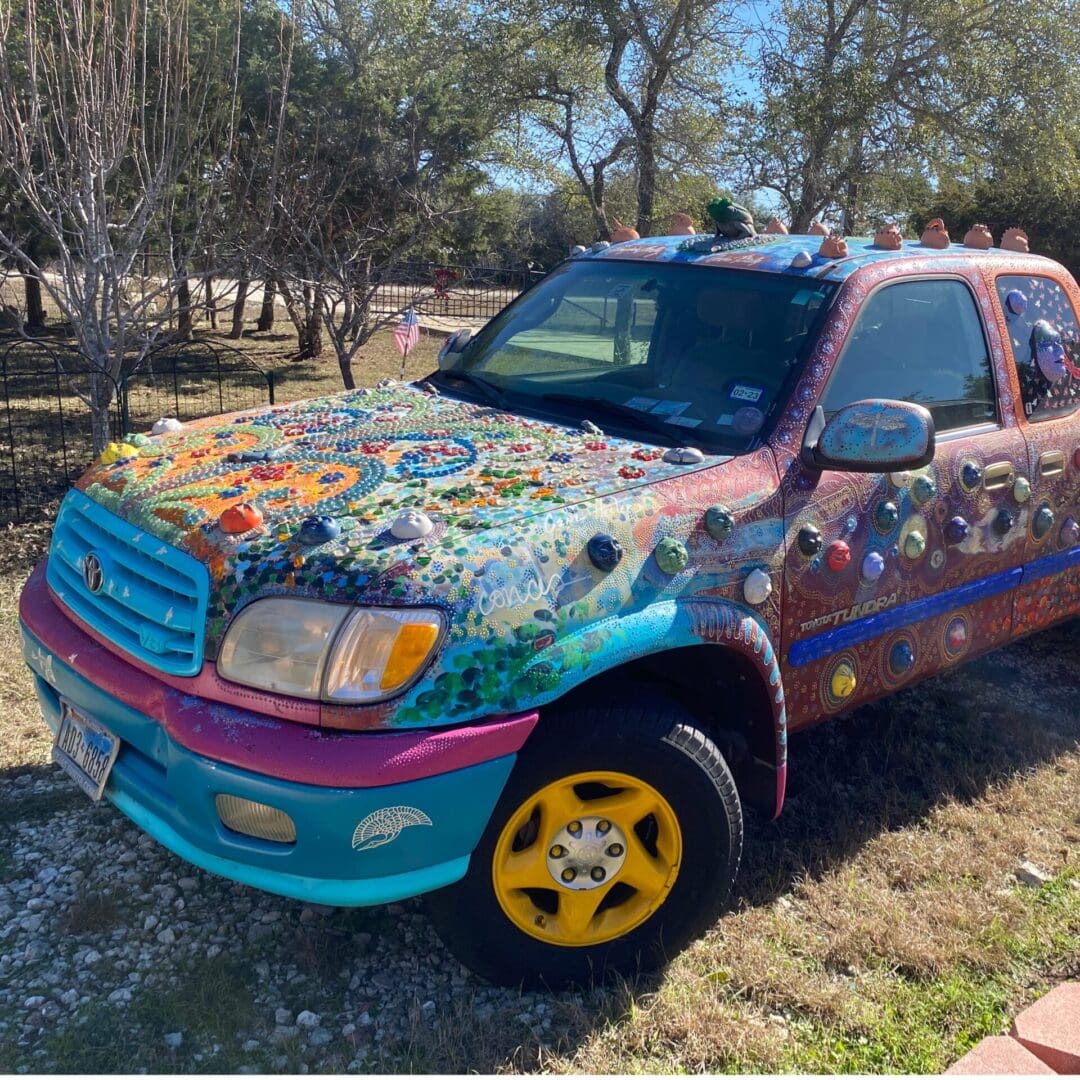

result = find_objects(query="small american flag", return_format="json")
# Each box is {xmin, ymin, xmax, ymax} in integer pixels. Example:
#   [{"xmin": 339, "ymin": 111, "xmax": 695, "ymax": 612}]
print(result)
[{"xmin": 393, "ymin": 307, "xmax": 420, "ymax": 375}]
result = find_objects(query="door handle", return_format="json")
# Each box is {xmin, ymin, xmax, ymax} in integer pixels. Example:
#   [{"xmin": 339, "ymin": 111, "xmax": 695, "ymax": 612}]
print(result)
[
  {"xmin": 983, "ymin": 461, "xmax": 1016, "ymax": 491},
  {"xmin": 1039, "ymin": 450, "xmax": 1065, "ymax": 478}
]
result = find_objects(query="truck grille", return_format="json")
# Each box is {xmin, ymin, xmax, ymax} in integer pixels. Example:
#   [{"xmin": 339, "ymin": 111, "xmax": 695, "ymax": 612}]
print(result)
[{"xmin": 46, "ymin": 489, "xmax": 209, "ymax": 676}]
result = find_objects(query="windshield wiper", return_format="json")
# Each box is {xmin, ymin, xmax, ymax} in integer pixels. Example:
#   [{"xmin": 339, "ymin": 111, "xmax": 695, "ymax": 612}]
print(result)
[
  {"xmin": 436, "ymin": 369, "xmax": 507, "ymax": 408},
  {"xmin": 538, "ymin": 393, "xmax": 688, "ymax": 445}
]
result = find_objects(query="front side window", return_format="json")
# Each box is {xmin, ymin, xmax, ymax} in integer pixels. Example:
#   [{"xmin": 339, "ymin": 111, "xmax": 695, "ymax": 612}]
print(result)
[
  {"xmin": 819, "ymin": 278, "xmax": 997, "ymax": 433},
  {"xmin": 995, "ymin": 274, "xmax": 1080, "ymax": 422},
  {"xmin": 436, "ymin": 260, "xmax": 834, "ymax": 452}
]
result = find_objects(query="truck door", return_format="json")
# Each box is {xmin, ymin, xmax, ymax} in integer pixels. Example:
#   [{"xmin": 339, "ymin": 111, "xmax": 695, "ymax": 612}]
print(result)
[
  {"xmin": 993, "ymin": 272, "xmax": 1080, "ymax": 632},
  {"xmin": 780, "ymin": 273, "xmax": 1030, "ymax": 730}
]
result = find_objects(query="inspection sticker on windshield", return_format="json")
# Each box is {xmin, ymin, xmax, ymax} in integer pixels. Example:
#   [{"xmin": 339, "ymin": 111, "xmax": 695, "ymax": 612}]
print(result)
[
  {"xmin": 623, "ymin": 396, "xmax": 659, "ymax": 411},
  {"xmin": 729, "ymin": 382, "xmax": 764, "ymax": 404},
  {"xmin": 665, "ymin": 415, "xmax": 702, "ymax": 428},
  {"xmin": 650, "ymin": 400, "xmax": 691, "ymax": 417}
]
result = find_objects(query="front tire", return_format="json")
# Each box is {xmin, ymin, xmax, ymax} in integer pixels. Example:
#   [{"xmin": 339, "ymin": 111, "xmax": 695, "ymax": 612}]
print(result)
[{"xmin": 425, "ymin": 704, "xmax": 743, "ymax": 989}]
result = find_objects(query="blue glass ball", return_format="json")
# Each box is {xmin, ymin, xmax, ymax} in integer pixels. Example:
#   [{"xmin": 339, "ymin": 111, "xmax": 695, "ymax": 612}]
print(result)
[{"xmin": 889, "ymin": 640, "xmax": 915, "ymax": 677}]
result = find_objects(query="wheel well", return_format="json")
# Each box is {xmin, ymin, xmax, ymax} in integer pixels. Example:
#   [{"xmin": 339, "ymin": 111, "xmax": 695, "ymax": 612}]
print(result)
[{"xmin": 550, "ymin": 644, "xmax": 779, "ymax": 814}]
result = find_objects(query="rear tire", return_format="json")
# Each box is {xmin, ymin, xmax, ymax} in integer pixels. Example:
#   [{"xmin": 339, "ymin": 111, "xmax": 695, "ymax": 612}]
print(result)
[{"xmin": 425, "ymin": 703, "xmax": 743, "ymax": 989}]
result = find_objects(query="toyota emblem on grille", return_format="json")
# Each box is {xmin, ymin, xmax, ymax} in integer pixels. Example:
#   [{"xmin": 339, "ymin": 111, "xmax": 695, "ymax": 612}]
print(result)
[{"xmin": 83, "ymin": 552, "xmax": 105, "ymax": 594}]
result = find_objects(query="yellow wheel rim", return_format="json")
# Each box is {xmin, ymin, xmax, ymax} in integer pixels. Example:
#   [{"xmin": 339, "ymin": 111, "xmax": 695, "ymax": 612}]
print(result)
[{"xmin": 492, "ymin": 770, "xmax": 682, "ymax": 947}]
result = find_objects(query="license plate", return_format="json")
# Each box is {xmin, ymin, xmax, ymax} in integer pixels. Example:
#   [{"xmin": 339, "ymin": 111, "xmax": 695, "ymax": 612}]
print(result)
[{"xmin": 52, "ymin": 703, "xmax": 120, "ymax": 801}]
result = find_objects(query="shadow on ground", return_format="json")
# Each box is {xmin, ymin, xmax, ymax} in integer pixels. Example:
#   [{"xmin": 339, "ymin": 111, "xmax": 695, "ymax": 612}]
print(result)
[{"xmin": 1, "ymin": 619, "xmax": 1077, "ymax": 1073}]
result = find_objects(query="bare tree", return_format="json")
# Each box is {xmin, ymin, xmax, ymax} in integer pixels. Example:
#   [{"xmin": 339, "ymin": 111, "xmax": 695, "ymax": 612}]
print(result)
[{"xmin": 0, "ymin": 0, "xmax": 240, "ymax": 449}]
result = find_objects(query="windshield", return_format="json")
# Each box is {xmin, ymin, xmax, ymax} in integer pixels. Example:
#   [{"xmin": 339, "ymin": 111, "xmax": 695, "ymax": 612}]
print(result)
[{"xmin": 435, "ymin": 259, "xmax": 835, "ymax": 452}]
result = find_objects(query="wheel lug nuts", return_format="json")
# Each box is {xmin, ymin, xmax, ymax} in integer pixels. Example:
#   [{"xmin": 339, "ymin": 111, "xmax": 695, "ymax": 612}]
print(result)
[
  {"xmin": 567, "ymin": 820, "xmax": 582, "ymax": 836},
  {"xmin": 549, "ymin": 844, "xmax": 565, "ymax": 858},
  {"xmin": 561, "ymin": 867, "xmax": 576, "ymax": 883},
  {"xmin": 591, "ymin": 866, "xmax": 606, "ymax": 882},
  {"xmin": 607, "ymin": 843, "xmax": 623, "ymax": 857},
  {"xmin": 596, "ymin": 819, "xmax": 611, "ymax": 835}
]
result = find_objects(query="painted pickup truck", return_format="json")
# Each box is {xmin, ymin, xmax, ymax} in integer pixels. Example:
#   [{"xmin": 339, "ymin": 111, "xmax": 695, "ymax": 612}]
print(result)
[{"xmin": 19, "ymin": 227, "xmax": 1080, "ymax": 988}]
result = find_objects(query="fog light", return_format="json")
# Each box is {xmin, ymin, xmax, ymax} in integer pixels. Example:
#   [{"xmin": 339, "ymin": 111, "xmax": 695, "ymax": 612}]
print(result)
[{"xmin": 215, "ymin": 794, "xmax": 296, "ymax": 844}]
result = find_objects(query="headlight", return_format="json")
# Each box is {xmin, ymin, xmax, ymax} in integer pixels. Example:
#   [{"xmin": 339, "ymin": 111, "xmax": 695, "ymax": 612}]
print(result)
[{"xmin": 217, "ymin": 598, "xmax": 444, "ymax": 703}]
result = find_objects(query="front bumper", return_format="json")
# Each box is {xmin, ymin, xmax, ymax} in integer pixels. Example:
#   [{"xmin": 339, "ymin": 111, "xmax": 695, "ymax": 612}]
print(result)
[{"xmin": 20, "ymin": 564, "xmax": 535, "ymax": 906}]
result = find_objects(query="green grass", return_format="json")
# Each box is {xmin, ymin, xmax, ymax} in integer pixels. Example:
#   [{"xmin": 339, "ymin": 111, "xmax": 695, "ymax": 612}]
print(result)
[{"xmin": 778, "ymin": 875, "xmax": 1080, "ymax": 1074}]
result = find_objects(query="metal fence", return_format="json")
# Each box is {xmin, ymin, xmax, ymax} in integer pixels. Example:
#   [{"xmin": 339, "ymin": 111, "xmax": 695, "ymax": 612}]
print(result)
[
  {"xmin": 119, "ymin": 340, "xmax": 275, "ymax": 433},
  {"xmin": 371, "ymin": 263, "xmax": 544, "ymax": 323},
  {"xmin": 0, "ymin": 338, "xmax": 120, "ymax": 524},
  {"xmin": 0, "ymin": 336, "xmax": 274, "ymax": 525}
]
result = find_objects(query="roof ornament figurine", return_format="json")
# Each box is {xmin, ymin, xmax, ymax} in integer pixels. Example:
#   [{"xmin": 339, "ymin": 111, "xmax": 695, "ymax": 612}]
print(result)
[
  {"xmin": 872, "ymin": 223, "xmax": 903, "ymax": 250},
  {"xmin": 1001, "ymin": 227, "xmax": 1030, "ymax": 253},
  {"xmin": 963, "ymin": 223, "xmax": 993, "ymax": 250},
  {"xmin": 920, "ymin": 218, "xmax": 950, "ymax": 249},
  {"xmin": 610, "ymin": 219, "xmax": 640, "ymax": 243},
  {"xmin": 707, "ymin": 198, "xmax": 756, "ymax": 240},
  {"xmin": 807, "ymin": 220, "xmax": 829, "ymax": 236},
  {"xmin": 669, "ymin": 212, "xmax": 696, "ymax": 235},
  {"xmin": 151, "ymin": 417, "xmax": 183, "ymax": 435},
  {"xmin": 818, "ymin": 231, "xmax": 849, "ymax": 258},
  {"xmin": 765, "ymin": 217, "xmax": 789, "ymax": 234},
  {"xmin": 789, "ymin": 250, "xmax": 813, "ymax": 269}
]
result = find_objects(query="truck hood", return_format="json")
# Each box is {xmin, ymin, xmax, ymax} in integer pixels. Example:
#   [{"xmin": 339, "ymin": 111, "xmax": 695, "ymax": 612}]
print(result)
[{"xmin": 78, "ymin": 383, "xmax": 732, "ymax": 631}]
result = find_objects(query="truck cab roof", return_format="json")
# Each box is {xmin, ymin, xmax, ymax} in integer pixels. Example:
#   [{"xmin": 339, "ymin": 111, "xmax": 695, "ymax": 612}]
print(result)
[{"xmin": 582, "ymin": 233, "xmax": 1063, "ymax": 284}]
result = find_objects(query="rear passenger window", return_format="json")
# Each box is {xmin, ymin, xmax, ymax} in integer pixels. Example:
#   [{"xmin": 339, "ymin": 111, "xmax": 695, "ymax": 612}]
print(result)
[
  {"xmin": 995, "ymin": 275, "xmax": 1080, "ymax": 421},
  {"xmin": 819, "ymin": 278, "xmax": 997, "ymax": 432}
]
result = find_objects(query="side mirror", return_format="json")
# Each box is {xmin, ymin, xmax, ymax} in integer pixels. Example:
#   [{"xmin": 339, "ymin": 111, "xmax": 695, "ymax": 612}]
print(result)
[
  {"xmin": 437, "ymin": 328, "xmax": 472, "ymax": 370},
  {"xmin": 801, "ymin": 399, "xmax": 935, "ymax": 473}
]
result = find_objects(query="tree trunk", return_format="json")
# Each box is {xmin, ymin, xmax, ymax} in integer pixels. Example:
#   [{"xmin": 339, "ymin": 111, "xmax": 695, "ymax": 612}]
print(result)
[
  {"xmin": 276, "ymin": 276, "xmax": 320, "ymax": 359},
  {"xmin": 301, "ymin": 285, "xmax": 324, "ymax": 359},
  {"xmin": 21, "ymin": 264, "xmax": 46, "ymax": 331},
  {"xmin": 841, "ymin": 179, "xmax": 858, "ymax": 235},
  {"xmin": 591, "ymin": 166, "xmax": 611, "ymax": 239},
  {"xmin": 339, "ymin": 356, "xmax": 356, "ymax": 390},
  {"xmin": 635, "ymin": 130, "xmax": 657, "ymax": 237},
  {"xmin": 256, "ymin": 280, "xmax": 275, "ymax": 332},
  {"xmin": 229, "ymin": 277, "xmax": 249, "ymax": 339},
  {"xmin": 88, "ymin": 371, "xmax": 115, "ymax": 454},
  {"xmin": 175, "ymin": 261, "xmax": 194, "ymax": 341},
  {"xmin": 204, "ymin": 273, "xmax": 217, "ymax": 329}
]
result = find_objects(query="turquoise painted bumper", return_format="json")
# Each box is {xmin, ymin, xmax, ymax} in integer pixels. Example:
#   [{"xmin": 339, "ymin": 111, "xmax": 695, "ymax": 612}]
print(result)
[{"xmin": 24, "ymin": 631, "xmax": 515, "ymax": 907}]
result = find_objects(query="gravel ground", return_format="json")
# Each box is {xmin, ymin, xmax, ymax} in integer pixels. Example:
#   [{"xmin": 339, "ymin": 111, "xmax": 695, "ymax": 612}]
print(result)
[
  {"xmin": 1, "ymin": 617, "xmax": 1077, "ymax": 1073},
  {"xmin": 0, "ymin": 769, "xmax": 577, "ymax": 1073}
]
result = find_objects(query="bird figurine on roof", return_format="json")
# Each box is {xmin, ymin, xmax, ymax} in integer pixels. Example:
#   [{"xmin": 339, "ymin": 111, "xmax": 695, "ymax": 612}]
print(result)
[
  {"xmin": 707, "ymin": 197, "xmax": 756, "ymax": 240},
  {"xmin": 609, "ymin": 219, "xmax": 640, "ymax": 243}
]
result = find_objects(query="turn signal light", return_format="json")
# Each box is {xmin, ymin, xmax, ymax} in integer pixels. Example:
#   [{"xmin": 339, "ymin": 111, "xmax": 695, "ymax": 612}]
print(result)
[{"xmin": 215, "ymin": 794, "xmax": 297, "ymax": 844}]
